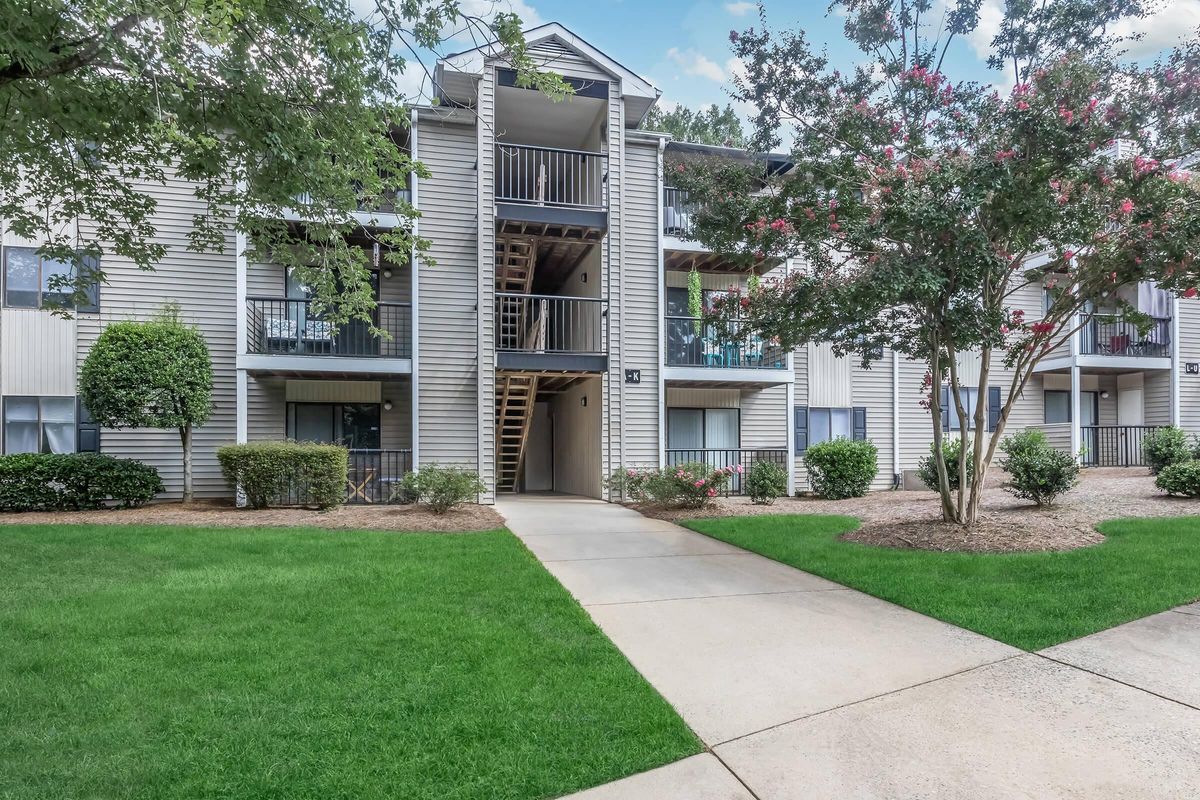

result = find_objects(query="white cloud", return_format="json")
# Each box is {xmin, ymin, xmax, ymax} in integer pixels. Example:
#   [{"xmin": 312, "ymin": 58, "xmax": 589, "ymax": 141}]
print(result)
[
  {"xmin": 457, "ymin": 0, "xmax": 543, "ymax": 29},
  {"xmin": 965, "ymin": 0, "xmax": 1005, "ymax": 60},
  {"xmin": 1114, "ymin": 0, "xmax": 1200, "ymax": 57},
  {"xmin": 725, "ymin": 1, "xmax": 756, "ymax": 16},
  {"xmin": 667, "ymin": 47, "xmax": 728, "ymax": 82}
]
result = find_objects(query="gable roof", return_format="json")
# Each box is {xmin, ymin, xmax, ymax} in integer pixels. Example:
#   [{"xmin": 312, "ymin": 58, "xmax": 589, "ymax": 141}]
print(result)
[{"xmin": 439, "ymin": 22, "xmax": 659, "ymax": 103}]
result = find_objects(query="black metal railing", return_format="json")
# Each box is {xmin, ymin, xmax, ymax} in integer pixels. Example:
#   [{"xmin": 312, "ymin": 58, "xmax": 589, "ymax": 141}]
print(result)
[
  {"xmin": 494, "ymin": 143, "xmax": 608, "ymax": 209},
  {"xmin": 495, "ymin": 294, "xmax": 608, "ymax": 354},
  {"xmin": 1081, "ymin": 425, "xmax": 1163, "ymax": 467},
  {"xmin": 665, "ymin": 448, "xmax": 789, "ymax": 496},
  {"xmin": 247, "ymin": 297, "xmax": 411, "ymax": 358},
  {"xmin": 272, "ymin": 449, "xmax": 413, "ymax": 506},
  {"xmin": 1078, "ymin": 314, "xmax": 1171, "ymax": 357},
  {"xmin": 665, "ymin": 316, "xmax": 786, "ymax": 369},
  {"xmin": 663, "ymin": 186, "xmax": 703, "ymax": 238}
]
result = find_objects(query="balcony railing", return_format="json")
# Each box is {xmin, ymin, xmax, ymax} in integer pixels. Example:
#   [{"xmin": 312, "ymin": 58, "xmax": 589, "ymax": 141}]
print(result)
[
  {"xmin": 665, "ymin": 316, "xmax": 787, "ymax": 369},
  {"xmin": 663, "ymin": 186, "xmax": 702, "ymax": 238},
  {"xmin": 495, "ymin": 294, "xmax": 607, "ymax": 354},
  {"xmin": 273, "ymin": 449, "xmax": 414, "ymax": 506},
  {"xmin": 1081, "ymin": 425, "xmax": 1163, "ymax": 467},
  {"xmin": 1079, "ymin": 313, "xmax": 1171, "ymax": 357},
  {"xmin": 665, "ymin": 448, "xmax": 789, "ymax": 496},
  {"xmin": 246, "ymin": 297, "xmax": 411, "ymax": 359},
  {"xmin": 494, "ymin": 143, "xmax": 608, "ymax": 209}
]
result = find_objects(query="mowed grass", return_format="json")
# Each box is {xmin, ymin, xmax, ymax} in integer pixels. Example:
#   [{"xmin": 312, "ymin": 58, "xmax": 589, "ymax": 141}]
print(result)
[
  {"xmin": 684, "ymin": 514, "xmax": 1200, "ymax": 651},
  {"xmin": 0, "ymin": 525, "xmax": 699, "ymax": 800}
]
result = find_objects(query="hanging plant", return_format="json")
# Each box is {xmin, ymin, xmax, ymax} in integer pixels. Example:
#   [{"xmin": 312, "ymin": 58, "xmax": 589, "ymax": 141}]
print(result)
[
  {"xmin": 687, "ymin": 267, "xmax": 703, "ymax": 333},
  {"xmin": 748, "ymin": 272, "xmax": 760, "ymax": 298}
]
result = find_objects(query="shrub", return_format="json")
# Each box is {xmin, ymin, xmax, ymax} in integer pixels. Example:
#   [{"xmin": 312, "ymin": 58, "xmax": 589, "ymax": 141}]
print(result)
[
  {"xmin": 0, "ymin": 453, "xmax": 162, "ymax": 511},
  {"xmin": 999, "ymin": 428, "xmax": 1079, "ymax": 506},
  {"xmin": 392, "ymin": 466, "xmax": 485, "ymax": 513},
  {"xmin": 916, "ymin": 438, "xmax": 975, "ymax": 492},
  {"xmin": 804, "ymin": 438, "xmax": 878, "ymax": 499},
  {"xmin": 1143, "ymin": 426, "xmax": 1192, "ymax": 475},
  {"xmin": 607, "ymin": 461, "xmax": 738, "ymax": 509},
  {"xmin": 1156, "ymin": 461, "xmax": 1200, "ymax": 497},
  {"xmin": 217, "ymin": 441, "xmax": 348, "ymax": 510},
  {"xmin": 745, "ymin": 460, "xmax": 788, "ymax": 504}
]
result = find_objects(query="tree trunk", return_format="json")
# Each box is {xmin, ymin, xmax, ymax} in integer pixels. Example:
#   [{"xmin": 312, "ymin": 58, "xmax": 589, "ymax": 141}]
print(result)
[{"xmin": 180, "ymin": 423, "xmax": 193, "ymax": 503}]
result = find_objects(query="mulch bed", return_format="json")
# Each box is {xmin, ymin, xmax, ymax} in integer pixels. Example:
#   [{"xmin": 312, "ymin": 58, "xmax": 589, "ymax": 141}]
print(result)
[
  {"xmin": 634, "ymin": 468, "xmax": 1200, "ymax": 553},
  {"xmin": 0, "ymin": 499, "xmax": 506, "ymax": 533}
]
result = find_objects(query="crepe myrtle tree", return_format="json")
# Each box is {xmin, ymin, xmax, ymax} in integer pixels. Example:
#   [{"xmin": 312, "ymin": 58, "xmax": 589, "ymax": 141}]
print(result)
[
  {"xmin": 1, "ymin": 0, "xmax": 569, "ymax": 324},
  {"xmin": 79, "ymin": 304, "xmax": 213, "ymax": 501},
  {"xmin": 671, "ymin": 0, "xmax": 1200, "ymax": 527}
]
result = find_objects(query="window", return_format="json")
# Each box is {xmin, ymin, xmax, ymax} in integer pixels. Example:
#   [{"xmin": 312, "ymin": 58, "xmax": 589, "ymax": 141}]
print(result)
[
  {"xmin": 3, "ymin": 396, "xmax": 76, "ymax": 453},
  {"xmin": 666, "ymin": 407, "xmax": 740, "ymax": 451},
  {"xmin": 947, "ymin": 387, "xmax": 979, "ymax": 430},
  {"xmin": 938, "ymin": 385, "xmax": 1001, "ymax": 432},
  {"xmin": 794, "ymin": 406, "xmax": 866, "ymax": 452},
  {"xmin": 2, "ymin": 247, "xmax": 99, "ymax": 310},
  {"xmin": 1044, "ymin": 390, "xmax": 1071, "ymax": 424},
  {"xmin": 285, "ymin": 402, "xmax": 381, "ymax": 449}
]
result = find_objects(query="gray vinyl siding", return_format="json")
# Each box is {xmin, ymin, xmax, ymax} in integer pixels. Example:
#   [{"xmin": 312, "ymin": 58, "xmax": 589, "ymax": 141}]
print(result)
[
  {"xmin": 247, "ymin": 375, "xmax": 286, "ymax": 441},
  {"xmin": 416, "ymin": 112, "xmax": 480, "ymax": 471},
  {"xmin": 740, "ymin": 386, "xmax": 788, "ymax": 449},
  {"xmin": 620, "ymin": 139, "xmax": 661, "ymax": 466},
  {"xmin": 248, "ymin": 261, "xmax": 284, "ymax": 296},
  {"xmin": 1180, "ymin": 299, "xmax": 1200, "ymax": 436},
  {"xmin": 603, "ymin": 78, "xmax": 624, "ymax": 490},
  {"xmin": 1144, "ymin": 370, "xmax": 1171, "ymax": 425},
  {"xmin": 76, "ymin": 171, "xmax": 237, "ymax": 499},
  {"xmin": 476, "ymin": 69, "xmax": 496, "ymax": 498},
  {"xmin": 528, "ymin": 37, "xmax": 614, "ymax": 83},
  {"xmin": 852, "ymin": 353, "xmax": 896, "ymax": 490}
]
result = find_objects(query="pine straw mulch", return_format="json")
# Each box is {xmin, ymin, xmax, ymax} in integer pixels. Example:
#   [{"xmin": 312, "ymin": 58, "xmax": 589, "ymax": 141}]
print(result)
[
  {"xmin": 0, "ymin": 499, "xmax": 506, "ymax": 533},
  {"xmin": 635, "ymin": 468, "xmax": 1200, "ymax": 553}
]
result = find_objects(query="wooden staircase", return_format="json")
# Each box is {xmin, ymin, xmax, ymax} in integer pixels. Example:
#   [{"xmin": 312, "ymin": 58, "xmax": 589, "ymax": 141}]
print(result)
[
  {"xmin": 496, "ymin": 236, "xmax": 536, "ymax": 351},
  {"xmin": 495, "ymin": 373, "xmax": 538, "ymax": 492}
]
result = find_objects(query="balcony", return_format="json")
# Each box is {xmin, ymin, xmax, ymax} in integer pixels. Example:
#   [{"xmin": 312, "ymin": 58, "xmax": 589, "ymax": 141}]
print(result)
[
  {"xmin": 242, "ymin": 297, "xmax": 412, "ymax": 375},
  {"xmin": 663, "ymin": 316, "xmax": 791, "ymax": 386},
  {"xmin": 1081, "ymin": 425, "xmax": 1163, "ymax": 467},
  {"xmin": 663, "ymin": 186, "xmax": 700, "ymax": 239},
  {"xmin": 1079, "ymin": 313, "xmax": 1171, "ymax": 358},
  {"xmin": 494, "ymin": 293, "xmax": 608, "ymax": 372},
  {"xmin": 665, "ymin": 448, "xmax": 789, "ymax": 496},
  {"xmin": 283, "ymin": 179, "xmax": 411, "ymax": 229},
  {"xmin": 274, "ymin": 449, "xmax": 414, "ymax": 505},
  {"xmin": 493, "ymin": 143, "xmax": 609, "ymax": 237}
]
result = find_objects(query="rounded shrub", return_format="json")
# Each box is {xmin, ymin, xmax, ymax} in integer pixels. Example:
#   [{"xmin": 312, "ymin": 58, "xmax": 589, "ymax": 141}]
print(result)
[
  {"xmin": 217, "ymin": 441, "xmax": 348, "ymax": 510},
  {"xmin": 745, "ymin": 460, "xmax": 788, "ymax": 505},
  {"xmin": 393, "ymin": 466, "xmax": 485, "ymax": 513},
  {"xmin": 0, "ymin": 453, "xmax": 163, "ymax": 511},
  {"xmin": 804, "ymin": 438, "xmax": 878, "ymax": 499},
  {"xmin": 606, "ymin": 461, "xmax": 738, "ymax": 509},
  {"xmin": 1155, "ymin": 461, "xmax": 1200, "ymax": 497},
  {"xmin": 916, "ymin": 438, "xmax": 974, "ymax": 492},
  {"xmin": 1143, "ymin": 426, "xmax": 1191, "ymax": 475},
  {"xmin": 999, "ymin": 428, "xmax": 1079, "ymax": 506}
]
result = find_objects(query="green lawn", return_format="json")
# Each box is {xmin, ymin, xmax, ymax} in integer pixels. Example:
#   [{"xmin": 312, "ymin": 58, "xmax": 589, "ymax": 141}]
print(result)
[
  {"xmin": 0, "ymin": 525, "xmax": 698, "ymax": 800},
  {"xmin": 684, "ymin": 514, "xmax": 1200, "ymax": 651}
]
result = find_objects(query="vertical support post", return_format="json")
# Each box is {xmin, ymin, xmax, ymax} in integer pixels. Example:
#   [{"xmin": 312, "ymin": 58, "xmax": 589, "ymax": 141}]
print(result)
[
  {"xmin": 1070, "ymin": 364, "xmax": 1082, "ymax": 462},
  {"xmin": 656, "ymin": 138, "xmax": 666, "ymax": 469},
  {"xmin": 410, "ymin": 107, "xmax": 421, "ymax": 469},
  {"xmin": 234, "ymin": 229, "xmax": 248, "ymax": 447},
  {"xmin": 892, "ymin": 347, "xmax": 901, "ymax": 484},
  {"xmin": 1171, "ymin": 294, "xmax": 1181, "ymax": 427}
]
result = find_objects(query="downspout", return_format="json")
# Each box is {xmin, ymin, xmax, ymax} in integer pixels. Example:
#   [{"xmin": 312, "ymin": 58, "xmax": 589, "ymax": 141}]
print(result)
[
  {"xmin": 656, "ymin": 136, "xmax": 667, "ymax": 468},
  {"xmin": 409, "ymin": 107, "xmax": 421, "ymax": 467},
  {"xmin": 617, "ymin": 94, "xmax": 626, "ymax": 483},
  {"xmin": 234, "ymin": 226, "xmax": 248, "ymax": 507},
  {"xmin": 785, "ymin": 257, "xmax": 796, "ymax": 495},
  {"xmin": 892, "ymin": 347, "xmax": 901, "ymax": 488},
  {"xmin": 1171, "ymin": 294, "xmax": 1181, "ymax": 427}
]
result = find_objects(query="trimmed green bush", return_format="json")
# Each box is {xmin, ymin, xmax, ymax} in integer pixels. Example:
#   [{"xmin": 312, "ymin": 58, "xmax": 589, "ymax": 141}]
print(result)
[
  {"xmin": 916, "ymin": 438, "xmax": 975, "ymax": 492},
  {"xmin": 393, "ymin": 466, "xmax": 485, "ymax": 513},
  {"xmin": 745, "ymin": 460, "xmax": 788, "ymax": 505},
  {"xmin": 804, "ymin": 438, "xmax": 878, "ymax": 499},
  {"xmin": 1155, "ymin": 461, "xmax": 1200, "ymax": 497},
  {"xmin": 0, "ymin": 453, "xmax": 162, "ymax": 511},
  {"xmin": 217, "ymin": 442, "xmax": 348, "ymax": 510},
  {"xmin": 999, "ymin": 428, "xmax": 1079, "ymax": 506},
  {"xmin": 607, "ymin": 461, "xmax": 738, "ymax": 509},
  {"xmin": 1143, "ymin": 426, "xmax": 1191, "ymax": 475}
]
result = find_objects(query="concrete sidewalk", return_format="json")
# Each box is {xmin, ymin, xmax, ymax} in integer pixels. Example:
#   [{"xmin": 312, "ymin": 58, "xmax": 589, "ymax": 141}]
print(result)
[{"xmin": 498, "ymin": 495, "xmax": 1200, "ymax": 800}]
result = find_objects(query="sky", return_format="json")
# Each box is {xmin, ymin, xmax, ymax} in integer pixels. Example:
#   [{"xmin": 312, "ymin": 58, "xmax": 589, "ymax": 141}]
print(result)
[{"xmin": 407, "ymin": 0, "xmax": 1200, "ymax": 119}]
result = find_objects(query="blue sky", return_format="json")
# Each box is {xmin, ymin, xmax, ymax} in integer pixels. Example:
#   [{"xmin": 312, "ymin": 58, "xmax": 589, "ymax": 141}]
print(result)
[{"xmin": 422, "ymin": 0, "xmax": 1199, "ymax": 117}]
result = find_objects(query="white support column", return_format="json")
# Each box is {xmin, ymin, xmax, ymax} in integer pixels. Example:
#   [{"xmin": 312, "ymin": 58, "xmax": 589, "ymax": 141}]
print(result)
[
  {"xmin": 409, "ymin": 108, "xmax": 421, "ymax": 468},
  {"xmin": 785, "ymin": 378, "xmax": 796, "ymax": 495},
  {"xmin": 1070, "ymin": 364, "xmax": 1082, "ymax": 461},
  {"xmin": 892, "ymin": 348, "xmax": 901, "ymax": 485},
  {"xmin": 234, "ymin": 230, "xmax": 248, "ymax": 446},
  {"xmin": 656, "ymin": 138, "xmax": 667, "ymax": 469},
  {"xmin": 1171, "ymin": 295, "xmax": 1181, "ymax": 427}
]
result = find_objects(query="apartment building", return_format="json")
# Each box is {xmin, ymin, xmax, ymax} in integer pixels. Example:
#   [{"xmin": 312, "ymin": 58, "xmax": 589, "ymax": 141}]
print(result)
[{"xmin": 3, "ymin": 22, "xmax": 1199, "ymax": 502}]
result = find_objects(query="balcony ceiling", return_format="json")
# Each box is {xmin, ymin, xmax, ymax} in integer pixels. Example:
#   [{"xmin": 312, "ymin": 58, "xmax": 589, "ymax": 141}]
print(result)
[
  {"xmin": 495, "ymin": 85, "xmax": 607, "ymax": 151},
  {"xmin": 664, "ymin": 247, "xmax": 781, "ymax": 275}
]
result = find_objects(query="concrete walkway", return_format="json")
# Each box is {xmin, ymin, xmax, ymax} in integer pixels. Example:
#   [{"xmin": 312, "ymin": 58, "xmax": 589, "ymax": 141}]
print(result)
[{"xmin": 497, "ymin": 495, "xmax": 1200, "ymax": 800}]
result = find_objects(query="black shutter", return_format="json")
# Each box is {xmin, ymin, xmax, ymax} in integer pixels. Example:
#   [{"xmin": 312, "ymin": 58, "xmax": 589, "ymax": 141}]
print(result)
[
  {"xmin": 76, "ymin": 254, "xmax": 100, "ymax": 313},
  {"xmin": 77, "ymin": 397, "xmax": 100, "ymax": 452},
  {"xmin": 938, "ymin": 385, "xmax": 950, "ymax": 431},
  {"xmin": 794, "ymin": 406, "xmax": 808, "ymax": 453},
  {"xmin": 852, "ymin": 407, "xmax": 867, "ymax": 440},
  {"xmin": 987, "ymin": 386, "xmax": 1002, "ymax": 432}
]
